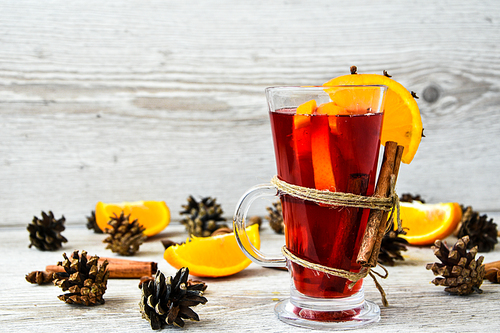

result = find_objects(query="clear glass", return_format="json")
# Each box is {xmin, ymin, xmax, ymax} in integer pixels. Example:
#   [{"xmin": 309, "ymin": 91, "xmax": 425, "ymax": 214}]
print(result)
[{"xmin": 233, "ymin": 85, "xmax": 387, "ymax": 329}]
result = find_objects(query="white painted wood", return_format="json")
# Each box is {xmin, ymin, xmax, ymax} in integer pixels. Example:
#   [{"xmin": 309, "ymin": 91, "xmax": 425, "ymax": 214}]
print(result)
[
  {"xmin": 2, "ymin": 219, "xmax": 500, "ymax": 332},
  {"xmin": 2, "ymin": 2, "xmax": 500, "ymax": 329},
  {"xmin": 1, "ymin": 1, "xmax": 500, "ymax": 226}
]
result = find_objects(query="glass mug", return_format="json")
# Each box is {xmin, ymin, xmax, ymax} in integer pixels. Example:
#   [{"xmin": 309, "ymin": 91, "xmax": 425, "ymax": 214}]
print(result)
[{"xmin": 234, "ymin": 85, "xmax": 387, "ymax": 329}]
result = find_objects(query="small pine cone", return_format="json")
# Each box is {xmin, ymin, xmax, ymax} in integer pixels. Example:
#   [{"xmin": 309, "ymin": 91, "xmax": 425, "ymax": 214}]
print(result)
[
  {"xmin": 377, "ymin": 225, "xmax": 409, "ymax": 266},
  {"xmin": 53, "ymin": 250, "xmax": 110, "ymax": 305},
  {"xmin": 103, "ymin": 212, "xmax": 147, "ymax": 256},
  {"xmin": 266, "ymin": 201, "xmax": 284, "ymax": 234},
  {"xmin": 139, "ymin": 268, "xmax": 208, "ymax": 329},
  {"xmin": 26, "ymin": 271, "xmax": 54, "ymax": 285},
  {"xmin": 161, "ymin": 239, "xmax": 184, "ymax": 250},
  {"xmin": 86, "ymin": 210, "xmax": 103, "ymax": 233},
  {"xmin": 426, "ymin": 236, "xmax": 485, "ymax": 295},
  {"xmin": 400, "ymin": 193, "xmax": 426, "ymax": 203},
  {"xmin": 456, "ymin": 206, "xmax": 498, "ymax": 252},
  {"xmin": 180, "ymin": 196, "xmax": 228, "ymax": 237},
  {"xmin": 27, "ymin": 211, "xmax": 68, "ymax": 251}
]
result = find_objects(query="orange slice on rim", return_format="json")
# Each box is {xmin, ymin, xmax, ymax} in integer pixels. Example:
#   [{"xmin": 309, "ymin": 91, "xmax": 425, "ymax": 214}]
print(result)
[
  {"xmin": 324, "ymin": 69, "xmax": 423, "ymax": 164},
  {"xmin": 164, "ymin": 224, "xmax": 260, "ymax": 277},
  {"xmin": 95, "ymin": 201, "xmax": 170, "ymax": 237}
]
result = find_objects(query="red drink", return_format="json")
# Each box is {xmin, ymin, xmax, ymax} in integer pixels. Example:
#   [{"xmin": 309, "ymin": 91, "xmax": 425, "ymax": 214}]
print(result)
[{"xmin": 269, "ymin": 108, "xmax": 383, "ymax": 298}]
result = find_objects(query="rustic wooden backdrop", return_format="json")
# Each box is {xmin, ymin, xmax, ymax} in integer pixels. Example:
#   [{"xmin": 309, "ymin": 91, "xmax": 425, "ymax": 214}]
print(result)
[{"xmin": 1, "ymin": 0, "xmax": 500, "ymax": 226}]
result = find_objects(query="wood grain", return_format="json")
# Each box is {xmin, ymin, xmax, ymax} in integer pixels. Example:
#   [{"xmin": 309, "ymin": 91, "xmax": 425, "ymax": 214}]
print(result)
[
  {"xmin": 1, "ymin": 0, "xmax": 499, "ymax": 228},
  {"xmin": 3, "ymin": 220, "xmax": 500, "ymax": 332}
]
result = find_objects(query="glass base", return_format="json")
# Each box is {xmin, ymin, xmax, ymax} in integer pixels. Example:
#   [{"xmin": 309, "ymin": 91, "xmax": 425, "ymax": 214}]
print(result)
[{"xmin": 274, "ymin": 291, "xmax": 380, "ymax": 330}]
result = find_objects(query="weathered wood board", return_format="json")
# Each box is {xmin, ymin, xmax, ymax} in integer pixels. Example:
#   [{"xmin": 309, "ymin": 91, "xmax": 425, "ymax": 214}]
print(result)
[
  {"xmin": 1, "ymin": 1, "xmax": 500, "ymax": 226},
  {"xmin": 2, "ymin": 2, "xmax": 500, "ymax": 332},
  {"xmin": 2, "ymin": 220, "xmax": 500, "ymax": 332}
]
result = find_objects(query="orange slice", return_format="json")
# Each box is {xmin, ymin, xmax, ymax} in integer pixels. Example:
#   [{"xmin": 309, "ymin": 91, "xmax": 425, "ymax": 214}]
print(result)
[
  {"xmin": 394, "ymin": 201, "xmax": 462, "ymax": 246},
  {"xmin": 315, "ymin": 101, "xmax": 346, "ymax": 116},
  {"xmin": 310, "ymin": 115, "xmax": 336, "ymax": 191},
  {"xmin": 164, "ymin": 224, "xmax": 260, "ymax": 277},
  {"xmin": 95, "ymin": 201, "xmax": 170, "ymax": 237},
  {"xmin": 294, "ymin": 99, "xmax": 317, "ymax": 129},
  {"xmin": 294, "ymin": 100, "xmax": 342, "ymax": 191},
  {"xmin": 324, "ymin": 70, "xmax": 423, "ymax": 164}
]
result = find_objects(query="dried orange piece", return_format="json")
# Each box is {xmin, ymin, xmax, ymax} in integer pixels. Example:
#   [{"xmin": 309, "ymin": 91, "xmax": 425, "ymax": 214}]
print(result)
[
  {"xmin": 95, "ymin": 201, "xmax": 170, "ymax": 237},
  {"xmin": 324, "ymin": 71, "xmax": 423, "ymax": 164},
  {"xmin": 395, "ymin": 201, "xmax": 462, "ymax": 246},
  {"xmin": 164, "ymin": 224, "xmax": 260, "ymax": 277}
]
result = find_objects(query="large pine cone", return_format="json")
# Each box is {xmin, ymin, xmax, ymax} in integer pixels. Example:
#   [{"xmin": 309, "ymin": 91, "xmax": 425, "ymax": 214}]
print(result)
[
  {"xmin": 456, "ymin": 206, "xmax": 498, "ymax": 252},
  {"xmin": 180, "ymin": 196, "xmax": 228, "ymax": 237},
  {"xmin": 139, "ymin": 268, "xmax": 207, "ymax": 329},
  {"xmin": 426, "ymin": 236, "xmax": 485, "ymax": 295},
  {"xmin": 27, "ymin": 211, "xmax": 68, "ymax": 251},
  {"xmin": 53, "ymin": 250, "xmax": 109, "ymax": 305},
  {"xmin": 103, "ymin": 212, "xmax": 147, "ymax": 256}
]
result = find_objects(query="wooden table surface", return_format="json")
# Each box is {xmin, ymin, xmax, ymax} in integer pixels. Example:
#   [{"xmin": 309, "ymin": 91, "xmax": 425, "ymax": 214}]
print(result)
[
  {"xmin": 2, "ymin": 216, "xmax": 499, "ymax": 333},
  {"xmin": 1, "ymin": 0, "xmax": 500, "ymax": 331}
]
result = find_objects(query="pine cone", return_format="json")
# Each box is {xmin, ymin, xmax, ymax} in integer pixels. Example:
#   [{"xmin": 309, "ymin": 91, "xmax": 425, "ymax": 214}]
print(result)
[
  {"xmin": 248, "ymin": 216, "xmax": 262, "ymax": 229},
  {"xmin": 27, "ymin": 211, "xmax": 68, "ymax": 251},
  {"xmin": 266, "ymin": 201, "xmax": 284, "ymax": 234},
  {"xmin": 456, "ymin": 206, "xmax": 498, "ymax": 252},
  {"xmin": 25, "ymin": 271, "xmax": 54, "ymax": 285},
  {"xmin": 53, "ymin": 250, "xmax": 109, "ymax": 305},
  {"xmin": 400, "ymin": 193, "xmax": 426, "ymax": 203},
  {"xmin": 86, "ymin": 210, "xmax": 103, "ymax": 233},
  {"xmin": 103, "ymin": 212, "xmax": 147, "ymax": 256},
  {"xmin": 377, "ymin": 225, "xmax": 408, "ymax": 266},
  {"xmin": 161, "ymin": 239, "xmax": 184, "ymax": 250},
  {"xmin": 426, "ymin": 236, "xmax": 485, "ymax": 295},
  {"xmin": 139, "ymin": 275, "xmax": 208, "ymax": 291},
  {"xmin": 180, "ymin": 196, "xmax": 228, "ymax": 237},
  {"xmin": 139, "ymin": 268, "xmax": 208, "ymax": 329}
]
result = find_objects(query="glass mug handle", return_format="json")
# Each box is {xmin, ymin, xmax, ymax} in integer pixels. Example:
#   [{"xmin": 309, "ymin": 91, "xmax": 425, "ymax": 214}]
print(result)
[{"xmin": 233, "ymin": 184, "xmax": 287, "ymax": 268}]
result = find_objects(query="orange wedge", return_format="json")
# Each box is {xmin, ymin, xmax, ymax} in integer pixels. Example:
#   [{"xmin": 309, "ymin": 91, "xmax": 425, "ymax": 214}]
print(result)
[
  {"xmin": 95, "ymin": 201, "xmax": 170, "ymax": 237},
  {"xmin": 394, "ymin": 201, "xmax": 462, "ymax": 246},
  {"xmin": 324, "ymin": 70, "xmax": 423, "ymax": 164},
  {"xmin": 164, "ymin": 224, "xmax": 260, "ymax": 277},
  {"xmin": 310, "ymin": 115, "xmax": 336, "ymax": 191},
  {"xmin": 294, "ymin": 99, "xmax": 316, "ymax": 129}
]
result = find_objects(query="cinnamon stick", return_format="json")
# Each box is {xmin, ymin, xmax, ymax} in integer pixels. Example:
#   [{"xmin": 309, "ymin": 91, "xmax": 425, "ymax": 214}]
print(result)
[
  {"xmin": 485, "ymin": 260, "xmax": 500, "ymax": 283},
  {"xmin": 324, "ymin": 173, "xmax": 369, "ymax": 292},
  {"xmin": 356, "ymin": 141, "xmax": 398, "ymax": 267},
  {"xmin": 367, "ymin": 145, "xmax": 404, "ymax": 267},
  {"xmin": 46, "ymin": 257, "xmax": 157, "ymax": 279}
]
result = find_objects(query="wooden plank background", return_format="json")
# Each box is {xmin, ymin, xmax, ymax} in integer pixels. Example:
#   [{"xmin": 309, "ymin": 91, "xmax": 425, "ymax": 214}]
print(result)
[
  {"xmin": 1, "ymin": 0, "xmax": 499, "ymax": 227},
  {"xmin": 2, "ymin": 2, "xmax": 500, "ymax": 332}
]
